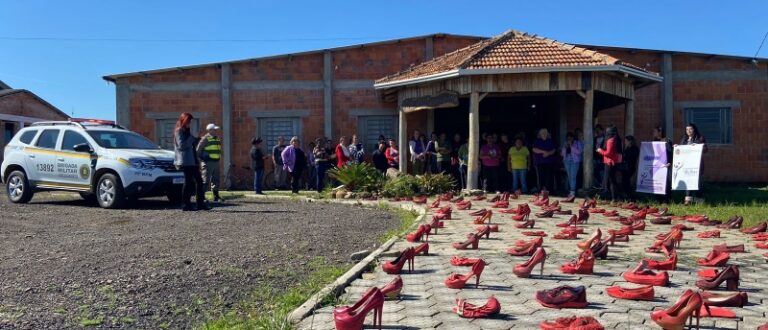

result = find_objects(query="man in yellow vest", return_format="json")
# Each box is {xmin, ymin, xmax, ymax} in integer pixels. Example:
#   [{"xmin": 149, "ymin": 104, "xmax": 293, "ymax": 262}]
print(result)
[{"xmin": 197, "ymin": 123, "xmax": 223, "ymax": 202}]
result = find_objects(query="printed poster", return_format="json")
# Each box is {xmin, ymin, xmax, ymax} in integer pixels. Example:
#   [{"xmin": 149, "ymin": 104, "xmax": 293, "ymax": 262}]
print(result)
[
  {"xmin": 636, "ymin": 142, "xmax": 668, "ymax": 194},
  {"xmin": 671, "ymin": 144, "xmax": 704, "ymax": 191}
]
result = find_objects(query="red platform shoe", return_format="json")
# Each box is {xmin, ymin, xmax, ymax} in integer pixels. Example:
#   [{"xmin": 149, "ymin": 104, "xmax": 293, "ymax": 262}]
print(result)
[
  {"xmin": 697, "ymin": 230, "xmax": 720, "ymax": 238},
  {"xmin": 560, "ymin": 249, "xmax": 595, "ymax": 274},
  {"xmin": 540, "ymin": 316, "xmax": 604, "ymax": 330},
  {"xmin": 650, "ymin": 289, "xmax": 702, "ymax": 330},
  {"xmin": 445, "ymin": 259, "xmax": 486, "ymax": 289},
  {"xmin": 605, "ymin": 285, "xmax": 654, "ymax": 301},
  {"xmin": 382, "ymin": 248, "xmax": 415, "ymax": 274},
  {"xmin": 623, "ymin": 261, "xmax": 669, "ymax": 286},
  {"xmin": 741, "ymin": 222, "xmax": 767, "ymax": 234},
  {"xmin": 508, "ymin": 237, "xmax": 544, "ymax": 256},
  {"xmin": 380, "ymin": 276, "xmax": 403, "ymax": 299},
  {"xmin": 697, "ymin": 249, "xmax": 730, "ymax": 267},
  {"xmin": 453, "ymin": 233, "xmax": 480, "ymax": 250},
  {"xmin": 696, "ymin": 265, "xmax": 739, "ymax": 290},
  {"xmin": 450, "ymin": 256, "xmax": 481, "ymax": 266},
  {"xmin": 333, "ymin": 287, "xmax": 384, "ymax": 330},
  {"xmin": 513, "ymin": 247, "xmax": 546, "ymax": 278},
  {"xmin": 535, "ymin": 285, "xmax": 588, "ymax": 308},
  {"xmin": 406, "ymin": 224, "xmax": 430, "ymax": 242},
  {"xmin": 452, "ymin": 296, "xmax": 501, "ymax": 318},
  {"xmin": 576, "ymin": 228, "xmax": 602, "ymax": 251},
  {"xmin": 644, "ymin": 251, "xmax": 677, "ymax": 271},
  {"xmin": 516, "ymin": 219, "xmax": 536, "ymax": 229}
]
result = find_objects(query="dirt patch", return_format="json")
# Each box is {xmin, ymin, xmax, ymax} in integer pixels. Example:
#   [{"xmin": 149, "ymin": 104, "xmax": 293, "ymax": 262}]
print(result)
[{"xmin": 0, "ymin": 193, "xmax": 400, "ymax": 329}]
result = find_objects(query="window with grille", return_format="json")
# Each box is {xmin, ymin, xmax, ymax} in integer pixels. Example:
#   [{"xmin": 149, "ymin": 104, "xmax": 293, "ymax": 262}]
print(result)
[
  {"xmin": 259, "ymin": 117, "xmax": 300, "ymax": 149},
  {"xmin": 684, "ymin": 107, "xmax": 732, "ymax": 144},
  {"xmin": 358, "ymin": 116, "xmax": 397, "ymax": 152},
  {"xmin": 155, "ymin": 119, "xmax": 199, "ymax": 150}
]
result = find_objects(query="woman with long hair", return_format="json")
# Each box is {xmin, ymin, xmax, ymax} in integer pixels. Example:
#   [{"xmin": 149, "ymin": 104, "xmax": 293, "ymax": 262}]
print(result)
[
  {"xmin": 652, "ymin": 126, "xmax": 673, "ymax": 203},
  {"xmin": 621, "ymin": 135, "xmax": 640, "ymax": 201},
  {"xmin": 173, "ymin": 113, "xmax": 210, "ymax": 211},
  {"xmin": 596, "ymin": 126, "xmax": 623, "ymax": 201},
  {"xmin": 676, "ymin": 123, "xmax": 708, "ymax": 205}
]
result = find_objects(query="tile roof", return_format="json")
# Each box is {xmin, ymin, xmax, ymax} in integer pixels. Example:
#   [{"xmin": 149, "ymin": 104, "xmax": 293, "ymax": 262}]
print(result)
[{"xmin": 376, "ymin": 29, "xmax": 657, "ymax": 86}]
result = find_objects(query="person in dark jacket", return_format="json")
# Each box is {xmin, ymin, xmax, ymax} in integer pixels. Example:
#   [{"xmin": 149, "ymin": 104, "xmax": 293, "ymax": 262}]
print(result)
[
  {"xmin": 372, "ymin": 142, "xmax": 389, "ymax": 174},
  {"xmin": 281, "ymin": 136, "xmax": 306, "ymax": 194},
  {"xmin": 652, "ymin": 126, "xmax": 673, "ymax": 203},
  {"xmin": 676, "ymin": 123, "xmax": 708, "ymax": 205},
  {"xmin": 250, "ymin": 137, "xmax": 269, "ymax": 194},
  {"xmin": 173, "ymin": 112, "xmax": 210, "ymax": 211},
  {"xmin": 621, "ymin": 135, "xmax": 640, "ymax": 201},
  {"xmin": 313, "ymin": 138, "xmax": 331, "ymax": 192}
]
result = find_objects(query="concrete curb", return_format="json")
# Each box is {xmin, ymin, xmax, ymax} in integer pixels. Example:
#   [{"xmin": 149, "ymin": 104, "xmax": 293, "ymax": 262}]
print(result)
[{"xmin": 285, "ymin": 199, "xmax": 426, "ymax": 324}]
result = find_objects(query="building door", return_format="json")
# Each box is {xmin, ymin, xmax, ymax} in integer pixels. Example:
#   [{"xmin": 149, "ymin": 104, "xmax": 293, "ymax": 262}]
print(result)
[
  {"xmin": 259, "ymin": 117, "xmax": 300, "ymax": 149},
  {"xmin": 358, "ymin": 116, "xmax": 397, "ymax": 152},
  {"xmin": 57, "ymin": 129, "xmax": 94, "ymax": 188}
]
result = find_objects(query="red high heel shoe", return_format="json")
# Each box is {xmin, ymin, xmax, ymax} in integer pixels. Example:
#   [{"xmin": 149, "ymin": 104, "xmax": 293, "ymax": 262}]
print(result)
[
  {"xmin": 560, "ymin": 249, "xmax": 594, "ymax": 274},
  {"xmin": 508, "ymin": 237, "xmax": 544, "ymax": 256},
  {"xmin": 650, "ymin": 290, "xmax": 703, "ymax": 330},
  {"xmin": 623, "ymin": 261, "xmax": 669, "ymax": 286},
  {"xmin": 535, "ymin": 285, "xmax": 588, "ymax": 308},
  {"xmin": 512, "ymin": 206, "xmax": 531, "ymax": 221},
  {"xmin": 474, "ymin": 225, "xmax": 493, "ymax": 239},
  {"xmin": 500, "ymin": 203, "xmax": 526, "ymax": 214},
  {"xmin": 590, "ymin": 240, "xmax": 608, "ymax": 260},
  {"xmin": 651, "ymin": 216, "xmax": 672, "ymax": 225},
  {"xmin": 429, "ymin": 199, "xmax": 440, "ymax": 209},
  {"xmin": 513, "ymin": 247, "xmax": 546, "ymax": 278},
  {"xmin": 445, "ymin": 259, "xmax": 486, "ymax": 289},
  {"xmin": 450, "ymin": 256, "xmax": 480, "ymax": 266},
  {"xmin": 333, "ymin": 287, "xmax": 384, "ymax": 330},
  {"xmin": 697, "ymin": 230, "xmax": 720, "ymax": 238},
  {"xmin": 492, "ymin": 200, "xmax": 509, "ymax": 208},
  {"xmin": 382, "ymin": 248, "xmax": 415, "ymax": 274},
  {"xmin": 696, "ymin": 265, "xmax": 739, "ymax": 290},
  {"xmin": 456, "ymin": 201, "xmax": 472, "ymax": 210},
  {"xmin": 453, "ymin": 233, "xmax": 480, "ymax": 250},
  {"xmin": 605, "ymin": 285, "xmax": 654, "ymax": 301},
  {"xmin": 540, "ymin": 316, "xmax": 604, "ymax": 330},
  {"xmin": 413, "ymin": 242, "xmax": 429, "ymax": 256},
  {"xmin": 717, "ymin": 215, "xmax": 743, "ymax": 229},
  {"xmin": 468, "ymin": 208, "xmax": 488, "ymax": 216},
  {"xmin": 576, "ymin": 228, "xmax": 602, "ymax": 251},
  {"xmin": 644, "ymin": 251, "xmax": 677, "ymax": 271},
  {"xmin": 555, "ymin": 215, "xmax": 578, "ymax": 227},
  {"xmin": 514, "ymin": 236, "xmax": 543, "ymax": 247},
  {"xmin": 473, "ymin": 211, "xmax": 493, "ymax": 224},
  {"xmin": 475, "ymin": 224, "xmax": 499, "ymax": 233},
  {"xmin": 472, "ymin": 194, "xmax": 486, "ymax": 201},
  {"xmin": 428, "ymin": 217, "xmax": 444, "ymax": 235},
  {"xmin": 712, "ymin": 243, "xmax": 745, "ymax": 253},
  {"xmin": 406, "ymin": 224, "xmax": 430, "ymax": 242},
  {"xmin": 697, "ymin": 249, "xmax": 730, "ymax": 267},
  {"xmin": 515, "ymin": 219, "xmax": 535, "ymax": 229},
  {"xmin": 535, "ymin": 209, "xmax": 555, "ymax": 218},
  {"xmin": 452, "ymin": 296, "xmax": 501, "ymax": 318},
  {"xmin": 631, "ymin": 220, "xmax": 646, "ymax": 231},
  {"xmin": 380, "ymin": 276, "xmax": 403, "ymax": 299},
  {"xmin": 702, "ymin": 291, "xmax": 748, "ymax": 307},
  {"xmin": 741, "ymin": 221, "xmax": 767, "ymax": 234}
]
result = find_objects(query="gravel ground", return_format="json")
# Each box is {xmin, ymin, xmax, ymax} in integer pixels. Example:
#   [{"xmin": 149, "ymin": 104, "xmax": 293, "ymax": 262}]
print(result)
[{"xmin": 0, "ymin": 192, "xmax": 400, "ymax": 329}]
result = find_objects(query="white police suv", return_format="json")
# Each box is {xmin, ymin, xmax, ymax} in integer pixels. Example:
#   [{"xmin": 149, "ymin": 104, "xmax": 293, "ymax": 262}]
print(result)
[{"xmin": 1, "ymin": 119, "xmax": 185, "ymax": 208}]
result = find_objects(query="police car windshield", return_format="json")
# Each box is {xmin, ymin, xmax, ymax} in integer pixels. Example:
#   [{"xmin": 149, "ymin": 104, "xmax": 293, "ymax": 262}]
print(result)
[{"xmin": 87, "ymin": 131, "xmax": 161, "ymax": 149}]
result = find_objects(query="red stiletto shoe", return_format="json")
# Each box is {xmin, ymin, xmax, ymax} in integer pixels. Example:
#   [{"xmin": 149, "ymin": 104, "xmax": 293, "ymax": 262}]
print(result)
[
  {"xmin": 717, "ymin": 215, "xmax": 743, "ymax": 229},
  {"xmin": 696, "ymin": 265, "xmax": 739, "ymax": 290},
  {"xmin": 512, "ymin": 205, "xmax": 531, "ymax": 221},
  {"xmin": 650, "ymin": 290, "xmax": 702, "ymax": 330},
  {"xmin": 575, "ymin": 209, "xmax": 590, "ymax": 224},
  {"xmin": 556, "ymin": 215, "xmax": 578, "ymax": 227},
  {"xmin": 413, "ymin": 242, "xmax": 429, "ymax": 256},
  {"xmin": 697, "ymin": 230, "xmax": 720, "ymax": 238},
  {"xmin": 605, "ymin": 231, "xmax": 629, "ymax": 245},
  {"xmin": 508, "ymin": 237, "xmax": 544, "ymax": 256},
  {"xmin": 698, "ymin": 249, "xmax": 730, "ymax": 267},
  {"xmin": 492, "ymin": 200, "xmax": 509, "ymax": 208},
  {"xmin": 713, "ymin": 243, "xmax": 745, "ymax": 253},
  {"xmin": 452, "ymin": 296, "xmax": 501, "ymax": 318},
  {"xmin": 644, "ymin": 251, "xmax": 677, "ymax": 271},
  {"xmin": 475, "ymin": 224, "xmax": 499, "ymax": 233},
  {"xmin": 581, "ymin": 198, "xmax": 597, "ymax": 209},
  {"xmin": 434, "ymin": 211, "xmax": 451, "ymax": 221},
  {"xmin": 473, "ymin": 210, "xmax": 493, "ymax": 224},
  {"xmin": 475, "ymin": 225, "xmax": 494, "ymax": 239},
  {"xmin": 535, "ymin": 210, "xmax": 555, "ymax": 218},
  {"xmin": 428, "ymin": 217, "xmax": 444, "ymax": 234},
  {"xmin": 468, "ymin": 208, "xmax": 488, "ymax": 216},
  {"xmin": 380, "ymin": 276, "xmax": 403, "ymax": 299},
  {"xmin": 333, "ymin": 287, "xmax": 384, "ymax": 330},
  {"xmin": 540, "ymin": 316, "xmax": 604, "ymax": 330},
  {"xmin": 576, "ymin": 228, "xmax": 602, "ymax": 251},
  {"xmin": 623, "ymin": 261, "xmax": 669, "ymax": 286},
  {"xmin": 516, "ymin": 219, "xmax": 535, "ymax": 229},
  {"xmin": 609, "ymin": 226, "xmax": 634, "ymax": 236},
  {"xmin": 536, "ymin": 285, "xmax": 588, "ymax": 308},
  {"xmin": 445, "ymin": 259, "xmax": 486, "ymax": 289},
  {"xmin": 522, "ymin": 231, "xmax": 547, "ymax": 237},
  {"xmin": 560, "ymin": 249, "xmax": 594, "ymax": 274},
  {"xmin": 605, "ymin": 285, "xmax": 654, "ymax": 301},
  {"xmin": 406, "ymin": 224, "xmax": 430, "ymax": 242},
  {"xmin": 382, "ymin": 248, "xmax": 415, "ymax": 274},
  {"xmin": 450, "ymin": 256, "xmax": 480, "ymax": 266},
  {"xmin": 590, "ymin": 240, "xmax": 608, "ymax": 260},
  {"xmin": 702, "ymin": 291, "xmax": 748, "ymax": 307},
  {"xmin": 741, "ymin": 222, "xmax": 767, "ymax": 234},
  {"xmin": 513, "ymin": 247, "xmax": 546, "ymax": 278},
  {"xmin": 453, "ymin": 233, "xmax": 480, "ymax": 250}
]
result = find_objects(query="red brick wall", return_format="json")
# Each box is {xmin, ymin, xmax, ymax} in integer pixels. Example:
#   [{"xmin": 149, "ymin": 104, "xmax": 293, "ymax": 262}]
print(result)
[{"xmin": 0, "ymin": 91, "xmax": 68, "ymax": 121}]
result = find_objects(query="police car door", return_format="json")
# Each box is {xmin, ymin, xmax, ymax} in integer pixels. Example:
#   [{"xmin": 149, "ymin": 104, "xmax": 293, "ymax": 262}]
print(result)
[
  {"xmin": 57, "ymin": 129, "xmax": 93, "ymax": 190},
  {"xmin": 30, "ymin": 128, "xmax": 61, "ymax": 186}
]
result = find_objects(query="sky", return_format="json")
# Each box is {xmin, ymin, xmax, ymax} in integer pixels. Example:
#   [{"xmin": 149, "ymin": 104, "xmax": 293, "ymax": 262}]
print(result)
[{"xmin": 1, "ymin": 0, "xmax": 766, "ymax": 120}]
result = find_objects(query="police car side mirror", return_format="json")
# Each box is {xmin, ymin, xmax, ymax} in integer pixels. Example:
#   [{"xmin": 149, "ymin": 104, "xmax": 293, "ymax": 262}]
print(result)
[{"xmin": 73, "ymin": 143, "xmax": 93, "ymax": 153}]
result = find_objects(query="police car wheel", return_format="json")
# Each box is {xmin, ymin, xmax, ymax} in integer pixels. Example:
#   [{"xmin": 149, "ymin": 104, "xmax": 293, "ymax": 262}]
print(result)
[
  {"xmin": 6, "ymin": 170, "xmax": 33, "ymax": 203},
  {"xmin": 97, "ymin": 173, "xmax": 125, "ymax": 209}
]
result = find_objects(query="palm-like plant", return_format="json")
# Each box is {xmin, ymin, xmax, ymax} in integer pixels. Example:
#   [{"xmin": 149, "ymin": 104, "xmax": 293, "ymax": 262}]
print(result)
[{"xmin": 327, "ymin": 163, "xmax": 385, "ymax": 192}]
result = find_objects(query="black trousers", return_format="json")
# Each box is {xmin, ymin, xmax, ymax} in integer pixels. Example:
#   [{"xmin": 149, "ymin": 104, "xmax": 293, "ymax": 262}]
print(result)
[
  {"xmin": 182, "ymin": 165, "xmax": 205, "ymax": 207},
  {"xmin": 290, "ymin": 168, "xmax": 304, "ymax": 193},
  {"xmin": 536, "ymin": 163, "xmax": 555, "ymax": 192},
  {"xmin": 622, "ymin": 167, "xmax": 636, "ymax": 201},
  {"xmin": 481, "ymin": 165, "xmax": 499, "ymax": 192},
  {"xmin": 602, "ymin": 164, "xmax": 620, "ymax": 201}
]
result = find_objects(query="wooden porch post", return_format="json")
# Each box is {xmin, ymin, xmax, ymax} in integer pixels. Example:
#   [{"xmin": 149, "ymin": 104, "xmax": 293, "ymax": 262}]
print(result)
[
  {"xmin": 624, "ymin": 99, "xmax": 635, "ymax": 136},
  {"xmin": 582, "ymin": 89, "xmax": 595, "ymax": 190},
  {"xmin": 467, "ymin": 92, "xmax": 480, "ymax": 190},
  {"xmin": 398, "ymin": 96, "xmax": 408, "ymax": 173}
]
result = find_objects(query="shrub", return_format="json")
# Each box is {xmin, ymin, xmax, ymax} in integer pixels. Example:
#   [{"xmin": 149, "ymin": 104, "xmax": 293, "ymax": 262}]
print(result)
[
  {"xmin": 326, "ymin": 163, "xmax": 385, "ymax": 193},
  {"xmin": 382, "ymin": 174, "xmax": 420, "ymax": 198},
  {"xmin": 416, "ymin": 173, "xmax": 456, "ymax": 195}
]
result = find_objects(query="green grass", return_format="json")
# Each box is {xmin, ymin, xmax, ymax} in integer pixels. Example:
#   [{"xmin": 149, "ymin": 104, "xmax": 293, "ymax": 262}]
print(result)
[
  {"xmin": 78, "ymin": 316, "xmax": 103, "ymax": 327},
  {"xmin": 376, "ymin": 204, "xmax": 420, "ymax": 244}
]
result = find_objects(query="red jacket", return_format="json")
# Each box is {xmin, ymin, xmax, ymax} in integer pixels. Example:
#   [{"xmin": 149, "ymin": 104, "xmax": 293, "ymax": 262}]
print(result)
[
  {"xmin": 335, "ymin": 144, "xmax": 350, "ymax": 168},
  {"xmin": 597, "ymin": 137, "xmax": 622, "ymax": 166}
]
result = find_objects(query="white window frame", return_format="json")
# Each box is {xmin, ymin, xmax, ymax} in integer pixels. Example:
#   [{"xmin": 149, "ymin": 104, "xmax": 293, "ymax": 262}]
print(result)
[{"xmin": 684, "ymin": 107, "xmax": 732, "ymax": 145}]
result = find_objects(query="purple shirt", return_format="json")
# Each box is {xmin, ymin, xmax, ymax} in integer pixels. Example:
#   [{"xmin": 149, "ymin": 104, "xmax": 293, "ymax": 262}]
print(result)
[
  {"xmin": 533, "ymin": 138, "xmax": 556, "ymax": 165},
  {"xmin": 561, "ymin": 140, "xmax": 584, "ymax": 163},
  {"xmin": 480, "ymin": 143, "xmax": 501, "ymax": 167},
  {"xmin": 281, "ymin": 145, "xmax": 296, "ymax": 172}
]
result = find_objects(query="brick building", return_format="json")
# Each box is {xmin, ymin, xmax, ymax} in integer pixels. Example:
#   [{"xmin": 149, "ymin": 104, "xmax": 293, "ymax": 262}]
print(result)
[
  {"xmin": 0, "ymin": 80, "xmax": 70, "ymax": 162},
  {"xmin": 103, "ymin": 30, "xmax": 768, "ymax": 183}
]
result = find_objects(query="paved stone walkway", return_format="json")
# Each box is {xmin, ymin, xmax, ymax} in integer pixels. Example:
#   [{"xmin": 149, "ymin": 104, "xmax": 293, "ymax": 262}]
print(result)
[{"xmin": 297, "ymin": 196, "xmax": 768, "ymax": 329}]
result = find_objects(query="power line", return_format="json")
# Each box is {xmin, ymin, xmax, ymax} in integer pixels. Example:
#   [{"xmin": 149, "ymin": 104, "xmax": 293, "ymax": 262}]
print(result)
[
  {"xmin": 755, "ymin": 31, "xmax": 768, "ymax": 58},
  {"xmin": 0, "ymin": 36, "xmax": 398, "ymax": 43}
]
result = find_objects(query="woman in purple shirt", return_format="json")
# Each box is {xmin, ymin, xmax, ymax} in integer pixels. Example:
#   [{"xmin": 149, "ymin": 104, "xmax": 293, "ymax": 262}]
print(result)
[
  {"xmin": 561, "ymin": 132, "xmax": 583, "ymax": 198},
  {"xmin": 480, "ymin": 135, "xmax": 501, "ymax": 192},
  {"xmin": 532, "ymin": 128, "xmax": 557, "ymax": 192}
]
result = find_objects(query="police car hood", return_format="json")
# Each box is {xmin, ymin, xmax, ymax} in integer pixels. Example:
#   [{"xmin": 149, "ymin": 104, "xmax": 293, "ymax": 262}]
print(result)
[{"xmin": 106, "ymin": 149, "xmax": 175, "ymax": 161}]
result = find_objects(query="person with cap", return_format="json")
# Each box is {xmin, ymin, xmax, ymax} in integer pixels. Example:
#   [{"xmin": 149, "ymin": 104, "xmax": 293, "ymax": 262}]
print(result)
[
  {"xmin": 196, "ymin": 123, "xmax": 223, "ymax": 202},
  {"xmin": 272, "ymin": 136, "xmax": 287, "ymax": 190},
  {"xmin": 249, "ymin": 137, "xmax": 270, "ymax": 194}
]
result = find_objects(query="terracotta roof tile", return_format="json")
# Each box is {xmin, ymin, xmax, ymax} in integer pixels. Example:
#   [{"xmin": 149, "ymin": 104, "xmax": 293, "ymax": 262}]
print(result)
[{"xmin": 376, "ymin": 30, "xmax": 658, "ymax": 85}]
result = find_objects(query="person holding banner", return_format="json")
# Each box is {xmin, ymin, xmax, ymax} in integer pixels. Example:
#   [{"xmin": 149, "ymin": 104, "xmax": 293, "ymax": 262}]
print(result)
[
  {"xmin": 676, "ymin": 123, "xmax": 708, "ymax": 205},
  {"xmin": 652, "ymin": 126, "xmax": 673, "ymax": 202},
  {"xmin": 621, "ymin": 136, "xmax": 640, "ymax": 201},
  {"xmin": 596, "ymin": 126, "xmax": 622, "ymax": 201}
]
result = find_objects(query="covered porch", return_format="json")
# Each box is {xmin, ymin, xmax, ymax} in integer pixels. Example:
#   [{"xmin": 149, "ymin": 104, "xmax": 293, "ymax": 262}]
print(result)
[{"xmin": 374, "ymin": 30, "xmax": 661, "ymax": 191}]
